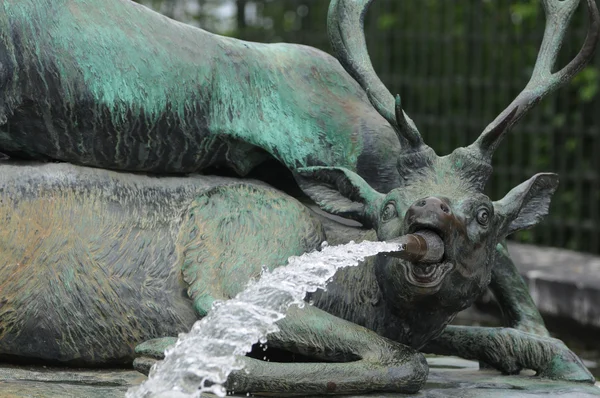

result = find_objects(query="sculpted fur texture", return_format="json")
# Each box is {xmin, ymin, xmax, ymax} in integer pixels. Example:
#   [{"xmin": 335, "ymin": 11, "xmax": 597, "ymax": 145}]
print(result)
[
  {"xmin": 0, "ymin": 0, "xmax": 598, "ymax": 394},
  {"xmin": 0, "ymin": 163, "xmax": 323, "ymax": 365}
]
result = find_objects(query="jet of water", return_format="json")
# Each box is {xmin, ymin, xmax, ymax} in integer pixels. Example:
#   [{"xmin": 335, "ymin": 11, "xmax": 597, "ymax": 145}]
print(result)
[{"xmin": 127, "ymin": 240, "xmax": 401, "ymax": 398}]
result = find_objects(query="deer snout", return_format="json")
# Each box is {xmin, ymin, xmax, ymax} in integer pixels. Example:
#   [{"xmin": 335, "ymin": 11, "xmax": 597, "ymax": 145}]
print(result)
[
  {"xmin": 404, "ymin": 197, "xmax": 454, "ymax": 236},
  {"xmin": 412, "ymin": 197, "xmax": 451, "ymax": 215}
]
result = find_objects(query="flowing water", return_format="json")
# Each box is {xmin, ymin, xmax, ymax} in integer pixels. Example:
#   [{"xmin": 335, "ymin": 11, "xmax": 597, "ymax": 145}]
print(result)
[{"xmin": 127, "ymin": 240, "xmax": 400, "ymax": 398}]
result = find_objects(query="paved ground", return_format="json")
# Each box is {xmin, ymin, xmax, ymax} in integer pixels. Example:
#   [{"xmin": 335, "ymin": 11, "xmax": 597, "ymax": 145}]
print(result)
[
  {"xmin": 0, "ymin": 364, "xmax": 144, "ymax": 397},
  {"xmin": 1, "ymin": 357, "xmax": 599, "ymax": 397}
]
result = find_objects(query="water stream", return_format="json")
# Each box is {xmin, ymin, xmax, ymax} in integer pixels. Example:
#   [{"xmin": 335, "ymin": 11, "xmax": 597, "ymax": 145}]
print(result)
[{"xmin": 128, "ymin": 240, "xmax": 400, "ymax": 398}]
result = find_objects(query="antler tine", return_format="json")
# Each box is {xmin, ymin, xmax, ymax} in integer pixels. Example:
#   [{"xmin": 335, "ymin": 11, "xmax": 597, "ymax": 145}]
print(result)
[
  {"xmin": 470, "ymin": 0, "xmax": 600, "ymax": 162},
  {"xmin": 328, "ymin": 0, "xmax": 424, "ymax": 149}
]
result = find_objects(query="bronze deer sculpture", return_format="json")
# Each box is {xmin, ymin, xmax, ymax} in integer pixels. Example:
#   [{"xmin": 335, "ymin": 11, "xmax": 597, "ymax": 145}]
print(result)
[{"xmin": 0, "ymin": 0, "xmax": 598, "ymax": 395}]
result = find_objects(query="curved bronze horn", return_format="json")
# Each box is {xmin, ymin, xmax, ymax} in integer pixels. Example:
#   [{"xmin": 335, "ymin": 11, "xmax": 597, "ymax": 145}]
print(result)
[
  {"xmin": 469, "ymin": 0, "xmax": 600, "ymax": 163},
  {"xmin": 328, "ymin": 0, "xmax": 425, "ymax": 150}
]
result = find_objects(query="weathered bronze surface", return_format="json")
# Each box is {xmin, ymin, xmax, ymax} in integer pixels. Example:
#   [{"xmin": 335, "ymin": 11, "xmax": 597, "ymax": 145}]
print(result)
[
  {"xmin": 0, "ymin": 0, "xmax": 599, "ymax": 395},
  {"xmin": 0, "ymin": 0, "xmax": 403, "ymax": 193},
  {"xmin": 0, "ymin": 162, "xmax": 324, "ymax": 365}
]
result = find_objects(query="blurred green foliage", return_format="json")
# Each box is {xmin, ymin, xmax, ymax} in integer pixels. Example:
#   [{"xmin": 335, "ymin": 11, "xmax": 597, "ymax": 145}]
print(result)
[{"xmin": 134, "ymin": 0, "xmax": 600, "ymax": 254}]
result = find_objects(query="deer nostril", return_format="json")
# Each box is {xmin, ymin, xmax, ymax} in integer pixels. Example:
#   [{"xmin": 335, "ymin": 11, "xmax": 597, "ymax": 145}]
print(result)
[{"xmin": 440, "ymin": 203, "xmax": 450, "ymax": 214}]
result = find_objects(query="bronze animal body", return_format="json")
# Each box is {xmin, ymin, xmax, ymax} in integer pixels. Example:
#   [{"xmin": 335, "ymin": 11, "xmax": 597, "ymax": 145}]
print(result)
[
  {"xmin": 0, "ymin": 162, "xmax": 323, "ymax": 365},
  {"xmin": 0, "ymin": 161, "xmax": 590, "ymax": 396},
  {"xmin": 0, "ymin": 0, "xmax": 598, "ymax": 395},
  {"xmin": 0, "ymin": 0, "xmax": 401, "ymax": 193}
]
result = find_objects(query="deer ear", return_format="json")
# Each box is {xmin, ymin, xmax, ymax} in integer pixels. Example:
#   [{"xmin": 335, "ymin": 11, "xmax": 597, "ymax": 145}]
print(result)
[
  {"xmin": 493, "ymin": 173, "xmax": 559, "ymax": 236},
  {"xmin": 294, "ymin": 167, "xmax": 384, "ymax": 228}
]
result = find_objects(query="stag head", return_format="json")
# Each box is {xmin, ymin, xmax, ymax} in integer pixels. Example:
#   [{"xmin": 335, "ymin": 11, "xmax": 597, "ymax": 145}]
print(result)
[{"xmin": 296, "ymin": 0, "xmax": 599, "ymax": 315}]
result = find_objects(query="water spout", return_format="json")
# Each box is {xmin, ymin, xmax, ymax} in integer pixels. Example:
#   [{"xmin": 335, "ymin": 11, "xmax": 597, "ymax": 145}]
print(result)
[
  {"xmin": 381, "ymin": 230, "xmax": 444, "ymax": 263},
  {"xmin": 128, "ymin": 240, "xmax": 401, "ymax": 398}
]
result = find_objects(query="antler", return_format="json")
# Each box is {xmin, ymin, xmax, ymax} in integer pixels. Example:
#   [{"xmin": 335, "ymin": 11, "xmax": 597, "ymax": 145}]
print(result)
[
  {"xmin": 470, "ymin": 0, "xmax": 600, "ymax": 163},
  {"xmin": 328, "ymin": 0, "xmax": 425, "ymax": 150}
]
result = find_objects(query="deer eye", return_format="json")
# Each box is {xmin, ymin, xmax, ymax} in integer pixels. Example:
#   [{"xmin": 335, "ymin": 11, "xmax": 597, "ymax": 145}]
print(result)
[
  {"xmin": 381, "ymin": 202, "xmax": 398, "ymax": 222},
  {"xmin": 476, "ymin": 208, "xmax": 490, "ymax": 226}
]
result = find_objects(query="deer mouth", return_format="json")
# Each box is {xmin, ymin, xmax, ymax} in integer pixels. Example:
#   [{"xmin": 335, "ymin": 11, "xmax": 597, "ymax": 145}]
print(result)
[
  {"xmin": 405, "ymin": 261, "xmax": 454, "ymax": 288},
  {"xmin": 403, "ymin": 225, "xmax": 454, "ymax": 288}
]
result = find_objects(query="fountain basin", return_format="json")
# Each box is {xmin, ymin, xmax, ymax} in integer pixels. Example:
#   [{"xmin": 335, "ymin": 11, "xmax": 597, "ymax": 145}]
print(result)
[{"xmin": 1, "ymin": 358, "xmax": 598, "ymax": 397}]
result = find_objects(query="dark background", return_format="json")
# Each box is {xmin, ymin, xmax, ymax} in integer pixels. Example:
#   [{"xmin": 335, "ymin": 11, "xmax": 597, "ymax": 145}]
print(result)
[{"xmin": 135, "ymin": 0, "xmax": 600, "ymax": 255}]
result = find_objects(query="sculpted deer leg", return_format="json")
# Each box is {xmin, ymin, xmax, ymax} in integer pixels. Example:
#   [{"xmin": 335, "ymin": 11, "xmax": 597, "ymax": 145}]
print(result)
[
  {"xmin": 422, "ymin": 325, "xmax": 594, "ymax": 383},
  {"xmin": 134, "ymin": 337, "xmax": 178, "ymax": 374},
  {"xmin": 489, "ymin": 241, "xmax": 549, "ymax": 337},
  {"xmin": 134, "ymin": 305, "xmax": 428, "ymax": 395},
  {"xmin": 474, "ymin": 241, "xmax": 549, "ymax": 371},
  {"xmin": 228, "ymin": 304, "xmax": 428, "ymax": 395},
  {"xmin": 422, "ymin": 243, "xmax": 594, "ymax": 383}
]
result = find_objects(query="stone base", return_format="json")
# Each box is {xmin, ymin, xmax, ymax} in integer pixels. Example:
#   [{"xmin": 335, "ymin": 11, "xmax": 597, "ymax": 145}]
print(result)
[
  {"xmin": 0, "ymin": 364, "xmax": 145, "ymax": 398},
  {"xmin": 1, "ymin": 357, "xmax": 599, "ymax": 397},
  {"xmin": 416, "ymin": 357, "xmax": 600, "ymax": 398}
]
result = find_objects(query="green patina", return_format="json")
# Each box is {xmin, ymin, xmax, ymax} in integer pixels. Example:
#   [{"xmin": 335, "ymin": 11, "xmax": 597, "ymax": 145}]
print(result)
[
  {"xmin": 180, "ymin": 183, "xmax": 324, "ymax": 316},
  {"xmin": 0, "ymin": 0, "xmax": 385, "ymax": 175},
  {"xmin": 0, "ymin": 0, "xmax": 598, "ymax": 395}
]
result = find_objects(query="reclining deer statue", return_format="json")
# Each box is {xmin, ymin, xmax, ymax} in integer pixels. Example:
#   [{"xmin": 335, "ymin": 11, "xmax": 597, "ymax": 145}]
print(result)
[{"xmin": 0, "ymin": 0, "xmax": 598, "ymax": 395}]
